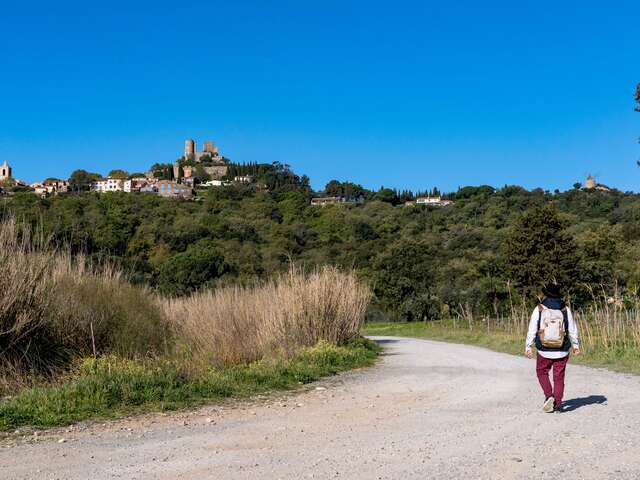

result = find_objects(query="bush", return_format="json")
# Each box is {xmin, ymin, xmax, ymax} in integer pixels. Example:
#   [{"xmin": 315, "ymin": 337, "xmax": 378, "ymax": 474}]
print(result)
[
  {"xmin": 164, "ymin": 266, "xmax": 371, "ymax": 366},
  {"xmin": 0, "ymin": 219, "xmax": 169, "ymax": 392},
  {"xmin": 157, "ymin": 240, "xmax": 231, "ymax": 296}
]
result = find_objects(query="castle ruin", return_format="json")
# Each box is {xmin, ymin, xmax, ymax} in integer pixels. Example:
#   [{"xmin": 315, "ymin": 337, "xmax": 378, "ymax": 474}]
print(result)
[
  {"xmin": 182, "ymin": 138, "xmax": 222, "ymax": 163},
  {"xmin": 176, "ymin": 139, "xmax": 229, "ymax": 181}
]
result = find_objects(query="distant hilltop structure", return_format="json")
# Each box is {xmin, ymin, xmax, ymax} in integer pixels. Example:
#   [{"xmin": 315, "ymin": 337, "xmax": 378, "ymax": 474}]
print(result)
[
  {"xmin": 175, "ymin": 138, "xmax": 229, "ymax": 183},
  {"xmin": 0, "ymin": 160, "xmax": 12, "ymax": 181},
  {"xmin": 182, "ymin": 138, "xmax": 223, "ymax": 163},
  {"xmin": 583, "ymin": 174, "xmax": 611, "ymax": 192}
]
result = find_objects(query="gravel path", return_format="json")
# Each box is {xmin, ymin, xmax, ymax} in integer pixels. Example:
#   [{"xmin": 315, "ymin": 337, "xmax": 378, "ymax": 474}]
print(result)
[{"xmin": 2, "ymin": 336, "xmax": 639, "ymax": 479}]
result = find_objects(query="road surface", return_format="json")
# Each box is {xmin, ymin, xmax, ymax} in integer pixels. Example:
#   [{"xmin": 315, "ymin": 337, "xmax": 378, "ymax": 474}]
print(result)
[{"xmin": 1, "ymin": 337, "xmax": 639, "ymax": 479}]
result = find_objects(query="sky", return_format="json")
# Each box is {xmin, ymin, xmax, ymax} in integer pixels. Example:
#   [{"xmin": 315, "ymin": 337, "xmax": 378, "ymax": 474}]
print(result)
[{"xmin": 1, "ymin": 1, "xmax": 639, "ymax": 193}]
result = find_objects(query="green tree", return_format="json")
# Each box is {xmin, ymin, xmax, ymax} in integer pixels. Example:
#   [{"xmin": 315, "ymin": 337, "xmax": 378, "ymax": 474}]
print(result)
[
  {"xmin": 150, "ymin": 163, "xmax": 174, "ymax": 180},
  {"xmin": 373, "ymin": 187, "xmax": 399, "ymax": 205},
  {"xmin": 68, "ymin": 170, "xmax": 100, "ymax": 192},
  {"xmin": 108, "ymin": 169, "xmax": 129, "ymax": 179},
  {"xmin": 192, "ymin": 164, "xmax": 210, "ymax": 184},
  {"xmin": 158, "ymin": 241, "xmax": 231, "ymax": 296},
  {"xmin": 502, "ymin": 204, "xmax": 580, "ymax": 299},
  {"xmin": 372, "ymin": 239, "xmax": 440, "ymax": 321},
  {"xmin": 324, "ymin": 180, "xmax": 370, "ymax": 199}
]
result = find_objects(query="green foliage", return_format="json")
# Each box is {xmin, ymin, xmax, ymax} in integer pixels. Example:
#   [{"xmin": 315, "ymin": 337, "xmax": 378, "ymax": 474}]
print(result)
[
  {"xmin": 0, "ymin": 340, "xmax": 379, "ymax": 430},
  {"xmin": 68, "ymin": 169, "xmax": 100, "ymax": 192},
  {"xmin": 150, "ymin": 163, "xmax": 174, "ymax": 180},
  {"xmin": 324, "ymin": 180, "xmax": 370, "ymax": 200},
  {"xmin": 372, "ymin": 239, "xmax": 440, "ymax": 321},
  {"xmin": 226, "ymin": 162, "xmax": 311, "ymax": 194},
  {"xmin": 454, "ymin": 185, "xmax": 495, "ymax": 200},
  {"xmin": 158, "ymin": 240, "xmax": 232, "ymax": 296},
  {"xmin": 108, "ymin": 169, "xmax": 129, "ymax": 179},
  {"xmin": 5, "ymin": 183, "xmax": 640, "ymax": 317},
  {"xmin": 373, "ymin": 187, "xmax": 399, "ymax": 204},
  {"xmin": 192, "ymin": 164, "xmax": 210, "ymax": 183},
  {"xmin": 502, "ymin": 204, "xmax": 579, "ymax": 298}
]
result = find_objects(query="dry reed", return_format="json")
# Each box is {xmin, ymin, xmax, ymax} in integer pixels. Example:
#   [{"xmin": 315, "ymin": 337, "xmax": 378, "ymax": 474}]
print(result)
[
  {"xmin": 164, "ymin": 266, "xmax": 371, "ymax": 367},
  {"xmin": 450, "ymin": 292, "xmax": 640, "ymax": 358},
  {"xmin": 0, "ymin": 218, "xmax": 168, "ymax": 390}
]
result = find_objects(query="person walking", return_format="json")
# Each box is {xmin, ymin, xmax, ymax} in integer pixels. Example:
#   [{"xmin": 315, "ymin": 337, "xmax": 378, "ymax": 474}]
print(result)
[{"xmin": 525, "ymin": 283, "xmax": 580, "ymax": 413}]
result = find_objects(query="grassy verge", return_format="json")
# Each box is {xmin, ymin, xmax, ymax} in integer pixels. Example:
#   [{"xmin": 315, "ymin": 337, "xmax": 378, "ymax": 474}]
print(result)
[
  {"xmin": 0, "ymin": 339, "xmax": 379, "ymax": 431},
  {"xmin": 363, "ymin": 321, "xmax": 640, "ymax": 375}
]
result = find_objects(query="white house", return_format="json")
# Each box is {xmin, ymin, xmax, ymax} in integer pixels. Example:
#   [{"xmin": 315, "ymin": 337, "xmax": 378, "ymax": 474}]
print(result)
[
  {"xmin": 415, "ymin": 196, "xmax": 452, "ymax": 206},
  {"xmin": 92, "ymin": 177, "xmax": 125, "ymax": 193},
  {"xmin": 43, "ymin": 179, "xmax": 69, "ymax": 194},
  {"xmin": 31, "ymin": 180, "xmax": 69, "ymax": 196},
  {"xmin": 234, "ymin": 175, "xmax": 253, "ymax": 184},
  {"xmin": 30, "ymin": 183, "xmax": 47, "ymax": 196},
  {"xmin": 202, "ymin": 179, "xmax": 230, "ymax": 187}
]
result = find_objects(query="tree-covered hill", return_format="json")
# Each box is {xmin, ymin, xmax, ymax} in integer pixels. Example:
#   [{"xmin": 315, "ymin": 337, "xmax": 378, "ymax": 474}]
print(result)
[{"xmin": 3, "ymin": 182, "xmax": 640, "ymax": 320}]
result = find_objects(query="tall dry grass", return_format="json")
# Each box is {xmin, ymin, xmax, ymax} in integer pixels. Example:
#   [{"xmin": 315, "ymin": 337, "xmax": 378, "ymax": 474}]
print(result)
[
  {"xmin": 575, "ymin": 301, "xmax": 640, "ymax": 354},
  {"xmin": 1, "ymin": 217, "xmax": 373, "ymax": 393},
  {"xmin": 164, "ymin": 266, "xmax": 371, "ymax": 367},
  {"xmin": 446, "ymin": 293, "xmax": 640, "ymax": 363},
  {"xmin": 0, "ymin": 218, "xmax": 168, "ymax": 391}
]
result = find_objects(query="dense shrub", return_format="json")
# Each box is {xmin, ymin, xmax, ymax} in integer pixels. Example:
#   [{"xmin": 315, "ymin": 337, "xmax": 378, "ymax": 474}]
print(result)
[
  {"xmin": 157, "ymin": 240, "xmax": 231, "ymax": 296},
  {"xmin": 0, "ymin": 219, "xmax": 169, "ymax": 391}
]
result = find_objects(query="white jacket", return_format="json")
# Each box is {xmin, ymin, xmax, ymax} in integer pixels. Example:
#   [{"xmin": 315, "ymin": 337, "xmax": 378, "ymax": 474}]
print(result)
[{"xmin": 525, "ymin": 306, "xmax": 579, "ymax": 359}]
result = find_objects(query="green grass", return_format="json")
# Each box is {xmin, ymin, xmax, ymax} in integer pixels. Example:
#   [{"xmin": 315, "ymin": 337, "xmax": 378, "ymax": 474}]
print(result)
[
  {"xmin": 363, "ymin": 321, "xmax": 640, "ymax": 375},
  {"xmin": 0, "ymin": 339, "xmax": 379, "ymax": 431}
]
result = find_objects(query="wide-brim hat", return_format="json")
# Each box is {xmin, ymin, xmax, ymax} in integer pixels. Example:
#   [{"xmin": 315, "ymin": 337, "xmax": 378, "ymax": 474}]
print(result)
[{"xmin": 542, "ymin": 283, "xmax": 563, "ymax": 299}]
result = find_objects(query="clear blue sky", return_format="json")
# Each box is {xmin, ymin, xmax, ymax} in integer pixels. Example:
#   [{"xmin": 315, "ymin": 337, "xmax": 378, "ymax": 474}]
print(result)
[{"xmin": 1, "ymin": 1, "xmax": 638, "ymax": 192}]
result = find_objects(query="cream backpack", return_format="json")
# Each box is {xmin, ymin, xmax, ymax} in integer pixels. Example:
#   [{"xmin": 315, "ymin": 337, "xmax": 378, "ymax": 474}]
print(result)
[{"xmin": 537, "ymin": 305, "xmax": 567, "ymax": 348}]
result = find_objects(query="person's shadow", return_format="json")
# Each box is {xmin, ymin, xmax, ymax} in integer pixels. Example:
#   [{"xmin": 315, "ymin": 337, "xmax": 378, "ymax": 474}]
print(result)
[{"xmin": 561, "ymin": 395, "xmax": 607, "ymax": 412}]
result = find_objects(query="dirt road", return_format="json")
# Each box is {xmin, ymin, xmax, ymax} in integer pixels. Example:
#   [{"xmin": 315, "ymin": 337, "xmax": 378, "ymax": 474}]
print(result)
[{"xmin": 2, "ymin": 337, "xmax": 639, "ymax": 479}]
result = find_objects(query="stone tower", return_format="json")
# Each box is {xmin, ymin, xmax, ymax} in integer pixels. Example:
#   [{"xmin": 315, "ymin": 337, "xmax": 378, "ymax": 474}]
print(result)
[
  {"xmin": 184, "ymin": 139, "xmax": 196, "ymax": 160},
  {"xmin": 584, "ymin": 174, "xmax": 596, "ymax": 190},
  {"xmin": 203, "ymin": 140, "xmax": 216, "ymax": 154},
  {"xmin": 0, "ymin": 161, "xmax": 11, "ymax": 180}
]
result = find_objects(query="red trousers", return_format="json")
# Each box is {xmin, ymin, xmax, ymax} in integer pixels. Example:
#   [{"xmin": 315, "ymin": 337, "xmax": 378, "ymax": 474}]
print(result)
[{"xmin": 536, "ymin": 354, "xmax": 568, "ymax": 405}]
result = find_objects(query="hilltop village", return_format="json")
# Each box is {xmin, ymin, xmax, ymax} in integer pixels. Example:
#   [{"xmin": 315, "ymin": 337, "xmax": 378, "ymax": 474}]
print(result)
[
  {"xmin": 0, "ymin": 140, "xmax": 240, "ymax": 199},
  {"xmin": 0, "ymin": 140, "xmax": 613, "ymax": 206},
  {"xmin": 0, "ymin": 139, "xmax": 457, "ymax": 206}
]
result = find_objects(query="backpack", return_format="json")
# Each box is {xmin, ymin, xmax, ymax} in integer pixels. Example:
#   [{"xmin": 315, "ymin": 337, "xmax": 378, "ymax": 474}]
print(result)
[{"xmin": 537, "ymin": 304, "xmax": 567, "ymax": 349}]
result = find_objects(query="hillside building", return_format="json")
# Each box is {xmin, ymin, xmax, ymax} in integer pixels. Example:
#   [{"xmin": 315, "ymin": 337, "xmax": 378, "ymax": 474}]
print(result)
[
  {"xmin": 0, "ymin": 161, "xmax": 12, "ymax": 181},
  {"xmin": 30, "ymin": 180, "xmax": 68, "ymax": 196},
  {"xmin": 415, "ymin": 196, "xmax": 453, "ymax": 206},
  {"xmin": 175, "ymin": 138, "xmax": 229, "ymax": 182},
  {"xmin": 583, "ymin": 174, "xmax": 611, "ymax": 192},
  {"xmin": 234, "ymin": 175, "xmax": 253, "ymax": 183},
  {"xmin": 311, "ymin": 196, "xmax": 348, "ymax": 206},
  {"xmin": 92, "ymin": 177, "xmax": 125, "ymax": 193},
  {"xmin": 157, "ymin": 180, "xmax": 194, "ymax": 198},
  {"xmin": 124, "ymin": 177, "xmax": 155, "ymax": 193},
  {"xmin": 584, "ymin": 175, "xmax": 597, "ymax": 190}
]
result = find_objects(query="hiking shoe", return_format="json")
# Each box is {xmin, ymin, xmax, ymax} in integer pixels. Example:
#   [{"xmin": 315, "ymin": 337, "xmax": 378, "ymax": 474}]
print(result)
[{"xmin": 543, "ymin": 396, "xmax": 555, "ymax": 413}]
